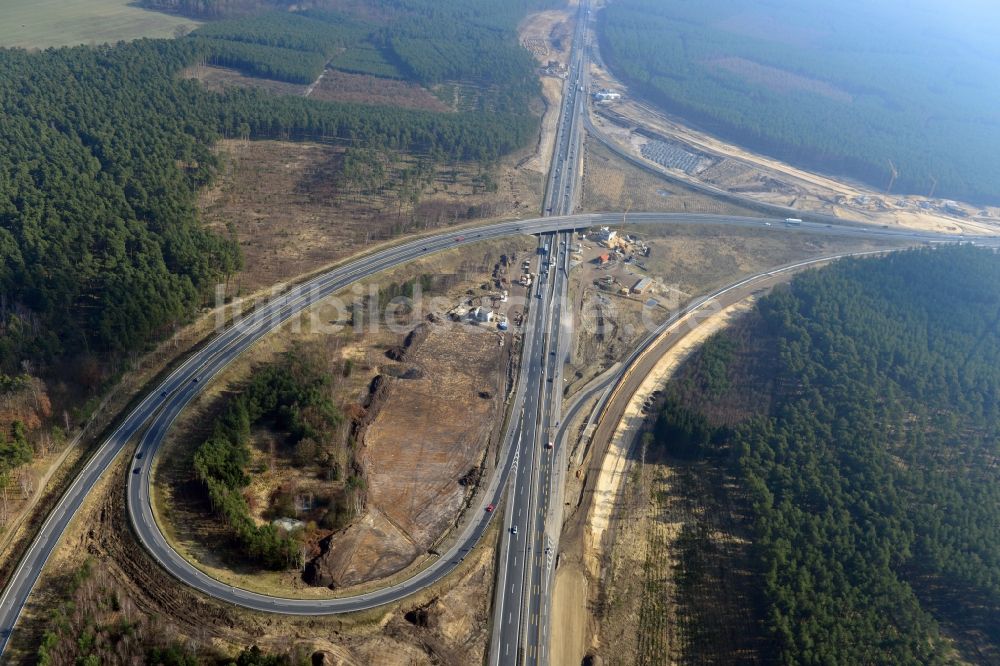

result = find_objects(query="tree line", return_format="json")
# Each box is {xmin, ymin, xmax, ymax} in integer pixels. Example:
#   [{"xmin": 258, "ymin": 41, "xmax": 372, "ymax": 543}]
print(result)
[
  {"xmin": 0, "ymin": 34, "xmax": 536, "ymax": 375},
  {"xmin": 652, "ymin": 246, "xmax": 1000, "ymax": 663},
  {"xmin": 0, "ymin": 0, "xmax": 546, "ymax": 502}
]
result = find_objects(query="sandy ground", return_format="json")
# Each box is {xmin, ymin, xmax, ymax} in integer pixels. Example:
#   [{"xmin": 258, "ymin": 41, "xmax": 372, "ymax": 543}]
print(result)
[
  {"xmin": 585, "ymin": 300, "xmax": 754, "ymax": 575},
  {"xmin": 587, "ymin": 58, "xmax": 1000, "ymax": 236},
  {"xmin": 550, "ymin": 297, "xmax": 756, "ymax": 666},
  {"xmin": 518, "ymin": 8, "xmax": 573, "ymax": 179},
  {"xmin": 550, "ymin": 562, "xmax": 590, "ymax": 666}
]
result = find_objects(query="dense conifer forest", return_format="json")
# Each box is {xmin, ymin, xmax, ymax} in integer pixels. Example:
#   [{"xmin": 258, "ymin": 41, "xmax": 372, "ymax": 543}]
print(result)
[
  {"xmin": 0, "ymin": 0, "xmax": 550, "ymax": 481},
  {"xmin": 653, "ymin": 245, "xmax": 1000, "ymax": 663},
  {"xmin": 192, "ymin": 348, "xmax": 348, "ymax": 569},
  {"xmin": 600, "ymin": 0, "xmax": 1000, "ymax": 204}
]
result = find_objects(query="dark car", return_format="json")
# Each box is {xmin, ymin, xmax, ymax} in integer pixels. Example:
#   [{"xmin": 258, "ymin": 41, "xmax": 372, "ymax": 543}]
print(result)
[{"xmin": 133, "ymin": 468, "xmax": 141, "ymax": 475}]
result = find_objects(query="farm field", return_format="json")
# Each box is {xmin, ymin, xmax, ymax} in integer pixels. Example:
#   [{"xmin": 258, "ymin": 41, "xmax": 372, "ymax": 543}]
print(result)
[{"xmin": 0, "ymin": 0, "xmax": 198, "ymax": 48}]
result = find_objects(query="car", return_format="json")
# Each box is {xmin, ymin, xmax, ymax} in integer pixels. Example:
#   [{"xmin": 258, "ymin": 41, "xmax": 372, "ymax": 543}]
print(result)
[
  {"xmin": 486, "ymin": 503, "xmax": 495, "ymax": 513},
  {"xmin": 191, "ymin": 377, "xmax": 199, "ymax": 383},
  {"xmin": 546, "ymin": 441, "xmax": 554, "ymax": 449},
  {"xmin": 455, "ymin": 235, "xmax": 465, "ymax": 242},
  {"xmin": 764, "ymin": 222, "xmax": 772, "ymax": 227},
  {"xmin": 536, "ymin": 293, "xmax": 542, "ymax": 299},
  {"xmin": 511, "ymin": 526, "xmax": 518, "ymax": 535},
  {"xmin": 161, "ymin": 391, "xmax": 167, "ymax": 397},
  {"xmin": 136, "ymin": 452, "xmax": 144, "ymax": 459},
  {"xmin": 132, "ymin": 468, "xmax": 141, "ymax": 475},
  {"xmin": 422, "ymin": 247, "xmax": 428, "ymax": 251}
]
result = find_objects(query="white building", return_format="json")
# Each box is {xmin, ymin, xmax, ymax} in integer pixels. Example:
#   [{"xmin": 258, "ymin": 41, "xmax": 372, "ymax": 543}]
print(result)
[
  {"xmin": 593, "ymin": 89, "xmax": 622, "ymax": 102},
  {"xmin": 594, "ymin": 226, "xmax": 617, "ymax": 244},
  {"xmin": 472, "ymin": 306, "xmax": 494, "ymax": 323}
]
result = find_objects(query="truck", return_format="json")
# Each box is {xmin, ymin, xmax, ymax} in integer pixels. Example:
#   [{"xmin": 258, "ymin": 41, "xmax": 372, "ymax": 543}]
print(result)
[{"xmin": 784, "ymin": 218, "xmax": 803, "ymax": 226}]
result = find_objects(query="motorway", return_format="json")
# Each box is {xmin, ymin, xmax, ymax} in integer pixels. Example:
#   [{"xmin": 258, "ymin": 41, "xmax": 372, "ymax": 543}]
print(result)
[
  {"xmin": 491, "ymin": 2, "xmax": 592, "ymax": 662},
  {"xmin": 0, "ymin": 205, "xmax": 991, "ymax": 658},
  {"xmin": 1, "ymin": 0, "xmax": 997, "ymax": 651}
]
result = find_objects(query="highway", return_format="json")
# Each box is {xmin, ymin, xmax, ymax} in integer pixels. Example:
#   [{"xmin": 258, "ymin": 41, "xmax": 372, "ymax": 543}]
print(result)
[
  {"xmin": 0, "ymin": 0, "xmax": 993, "ymax": 660},
  {"xmin": 492, "ymin": 2, "xmax": 592, "ymax": 662},
  {"xmin": 0, "ymin": 202, "xmax": 992, "ymax": 657}
]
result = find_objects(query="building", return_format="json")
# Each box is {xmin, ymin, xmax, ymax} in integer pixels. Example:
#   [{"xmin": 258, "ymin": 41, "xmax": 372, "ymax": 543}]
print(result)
[
  {"xmin": 596, "ymin": 253, "xmax": 611, "ymax": 265},
  {"xmin": 632, "ymin": 277, "xmax": 653, "ymax": 294},
  {"xmin": 593, "ymin": 89, "xmax": 622, "ymax": 102},
  {"xmin": 594, "ymin": 226, "xmax": 617, "ymax": 244},
  {"xmin": 472, "ymin": 306, "xmax": 494, "ymax": 323}
]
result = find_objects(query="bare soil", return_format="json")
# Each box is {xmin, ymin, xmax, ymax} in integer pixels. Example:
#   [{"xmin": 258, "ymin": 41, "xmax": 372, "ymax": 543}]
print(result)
[
  {"xmin": 312, "ymin": 323, "xmax": 511, "ymax": 586},
  {"xmin": 586, "ymin": 56, "xmax": 1000, "ymax": 235},
  {"xmin": 5, "ymin": 443, "xmax": 500, "ymax": 665},
  {"xmin": 309, "ymin": 69, "xmax": 450, "ymax": 112},
  {"xmin": 152, "ymin": 236, "xmax": 534, "ymax": 597},
  {"xmin": 198, "ymin": 139, "xmax": 539, "ymax": 294},
  {"xmin": 587, "ymin": 301, "xmax": 766, "ymax": 665}
]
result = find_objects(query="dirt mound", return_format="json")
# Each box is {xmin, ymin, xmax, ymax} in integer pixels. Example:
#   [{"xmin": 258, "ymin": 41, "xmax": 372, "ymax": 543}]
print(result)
[
  {"xmin": 384, "ymin": 322, "xmax": 431, "ymax": 362},
  {"xmin": 305, "ymin": 325, "xmax": 509, "ymax": 587}
]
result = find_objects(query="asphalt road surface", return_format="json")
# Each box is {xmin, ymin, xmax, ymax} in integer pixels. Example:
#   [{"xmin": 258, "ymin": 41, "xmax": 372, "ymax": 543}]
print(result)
[{"xmin": 0, "ymin": 207, "xmax": 993, "ymax": 658}]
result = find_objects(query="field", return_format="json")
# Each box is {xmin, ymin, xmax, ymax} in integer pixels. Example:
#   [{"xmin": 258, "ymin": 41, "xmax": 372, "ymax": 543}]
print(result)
[
  {"xmin": 309, "ymin": 324, "xmax": 510, "ymax": 587},
  {"xmin": 197, "ymin": 139, "xmax": 542, "ymax": 295},
  {"xmin": 0, "ymin": 0, "xmax": 198, "ymax": 48}
]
